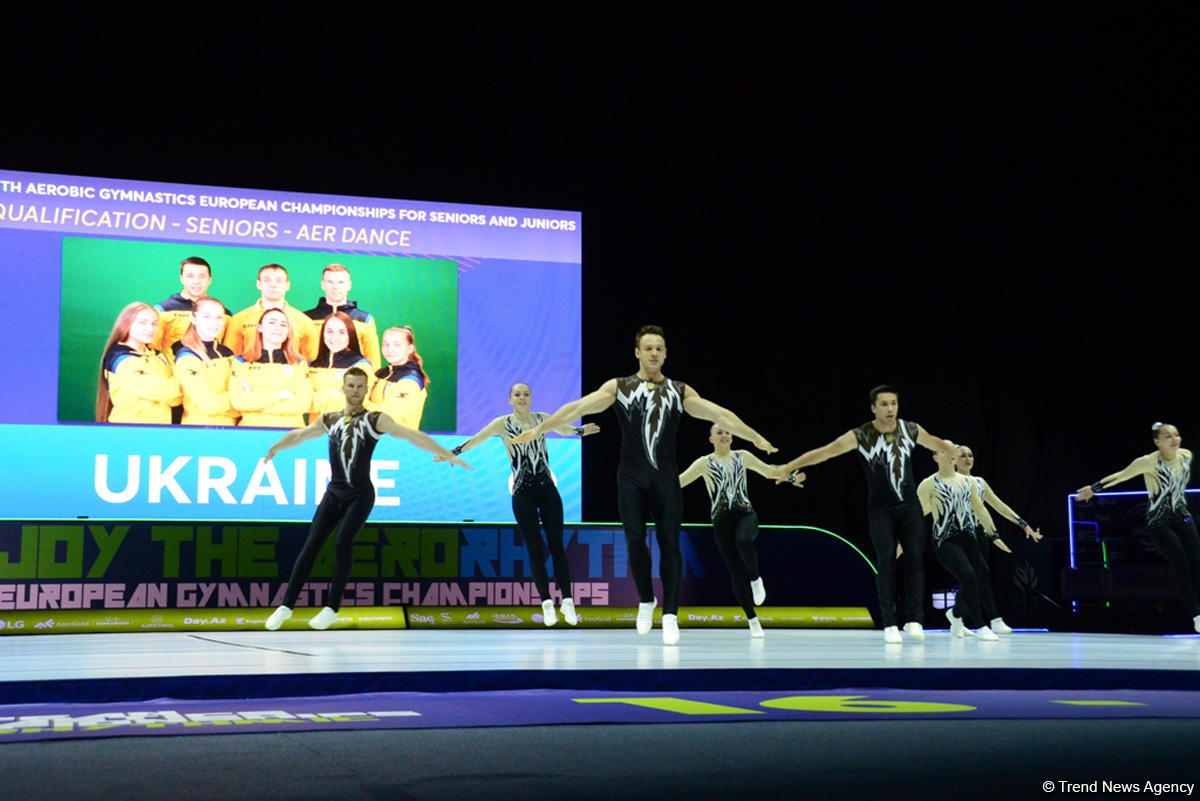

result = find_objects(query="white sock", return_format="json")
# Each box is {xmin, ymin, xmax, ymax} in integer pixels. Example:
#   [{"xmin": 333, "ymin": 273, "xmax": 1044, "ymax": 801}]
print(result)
[
  {"xmin": 748, "ymin": 618, "xmax": 764, "ymax": 638},
  {"xmin": 541, "ymin": 598, "xmax": 557, "ymax": 627}
]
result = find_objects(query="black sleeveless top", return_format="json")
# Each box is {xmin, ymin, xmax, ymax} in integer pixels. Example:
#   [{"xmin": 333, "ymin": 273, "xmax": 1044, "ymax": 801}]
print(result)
[
  {"xmin": 321, "ymin": 410, "xmax": 385, "ymax": 490},
  {"xmin": 613, "ymin": 374, "xmax": 688, "ymax": 480},
  {"xmin": 854, "ymin": 419, "xmax": 921, "ymax": 505}
]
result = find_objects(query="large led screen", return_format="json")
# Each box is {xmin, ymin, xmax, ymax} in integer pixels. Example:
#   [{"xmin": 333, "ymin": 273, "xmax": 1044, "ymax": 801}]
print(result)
[{"xmin": 0, "ymin": 169, "xmax": 582, "ymax": 523}]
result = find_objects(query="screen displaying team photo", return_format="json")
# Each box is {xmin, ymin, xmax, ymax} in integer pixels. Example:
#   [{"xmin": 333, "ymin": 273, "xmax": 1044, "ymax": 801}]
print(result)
[{"xmin": 0, "ymin": 168, "xmax": 582, "ymax": 523}]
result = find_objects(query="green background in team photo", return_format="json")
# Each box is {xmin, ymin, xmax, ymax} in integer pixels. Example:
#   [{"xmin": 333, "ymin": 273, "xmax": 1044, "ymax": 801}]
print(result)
[{"xmin": 58, "ymin": 236, "xmax": 458, "ymax": 430}]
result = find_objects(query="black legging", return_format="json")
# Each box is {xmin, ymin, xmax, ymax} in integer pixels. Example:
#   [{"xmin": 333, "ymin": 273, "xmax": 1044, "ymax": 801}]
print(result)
[
  {"xmin": 973, "ymin": 530, "xmax": 1001, "ymax": 621},
  {"xmin": 1147, "ymin": 518, "xmax": 1200, "ymax": 617},
  {"xmin": 512, "ymin": 479, "xmax": 571, "ymax": 600},
  {"xmin": 867, "ymin": 501, "xmax": 926, "ymax": 627},
  {"xmin": 617, "ymin": 471, "xmax": 683, "ymax": 614},
  {"xmin": 713, "ymin": 508, "xmax": 760, "ymax": 619},
  {"xmin": 282, "ymin": 485, "xmax": 374, "ymax": 611},
  {"xmin": 933, "ymin": 531, "xmax": 988, "ymax": 629}
]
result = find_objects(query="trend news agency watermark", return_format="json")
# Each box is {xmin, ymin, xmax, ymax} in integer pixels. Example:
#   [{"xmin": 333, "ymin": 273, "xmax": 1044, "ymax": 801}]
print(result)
[{"xmin": 1043, "ymin": 781, "xmax": 1194, "ymax": 796}]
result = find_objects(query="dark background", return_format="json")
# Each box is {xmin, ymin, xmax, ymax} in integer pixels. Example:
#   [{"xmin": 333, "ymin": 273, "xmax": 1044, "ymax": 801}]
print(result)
[{"xmin": 4, "ymin": 5, "xmax": 1197, "ymax": 621}]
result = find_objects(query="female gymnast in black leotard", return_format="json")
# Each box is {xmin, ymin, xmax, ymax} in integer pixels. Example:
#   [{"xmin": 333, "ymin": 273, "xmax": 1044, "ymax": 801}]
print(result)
[
  {"xmin": 916, "ymin": 447, "xmax": 1001, "ymax": 640},
  {"xmin": 953, "ymin": 445, "xmax": 1042, "ymax": 634},
  {"xmin": 680, "ymin": 424, "xmax": 803, "ymax": 637},
  {"xmin": 449, "ymin": 382, "xmax": 600, "ymax": 626},
  {"xmin": 1077, "ymin": 423, "xmax": 1200, "ymax": 634}
]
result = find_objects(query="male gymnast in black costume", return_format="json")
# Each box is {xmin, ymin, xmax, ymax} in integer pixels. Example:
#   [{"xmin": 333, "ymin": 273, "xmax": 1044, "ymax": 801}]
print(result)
[
  {"xmin": 513, "ymin": 325, "xmax": 777, "ymax": 645},
  {"xmin": 778, "ymin": 385, "xmax": 957, "ymax": 644},
  {"xmin": 263, "ymin": 367, "xmax": 469, "ymax": 630}
]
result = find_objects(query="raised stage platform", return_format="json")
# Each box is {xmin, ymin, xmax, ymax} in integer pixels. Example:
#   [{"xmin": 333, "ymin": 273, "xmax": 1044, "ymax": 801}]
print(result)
[{"xmin": 4, "ymin": 626, "xmax": 1199, "ymax": 707}]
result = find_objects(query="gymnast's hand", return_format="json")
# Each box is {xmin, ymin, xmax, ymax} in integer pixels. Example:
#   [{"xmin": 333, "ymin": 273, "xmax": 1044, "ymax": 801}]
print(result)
[
  {"xmin": 511, "ymin": 426, "xmax": 542, "ymax": 445},
  {"xmin": 752, "ymin": 434, "xmax": 777, "ymax": 454}
]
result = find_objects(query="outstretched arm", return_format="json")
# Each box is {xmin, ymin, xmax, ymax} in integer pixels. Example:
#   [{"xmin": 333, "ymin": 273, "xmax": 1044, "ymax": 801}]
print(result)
[
  {"xmin": 511, "ymin": 380, "xmax": 618, "ymax": 444},
  {"xmin": 916, "ymin": 425, "xmax": 958, "ymax": 455},
  {"xmin": 265, "ymin": 420, "xmax": 326, "ymax": 462},
  {"xmin": 448, "ymin": 416, "xmax": 507, "ymax": 457},
  {"xmin": 778, "ymin": 430, "xmax": 857, "ymax": 477},
  {"xmin": 549, "ymin": 422, "xmax": 601, "ymax": 437},
  {"xmin": 970, "ymin": 481, "xmax": 1000, "ymax": 537},
  {"xmin": 1076, "ymin": 454, "xmax": 1154, "ymax": 501},
  {"xmin": 741, "ymin": 451, "xmax": 805, "ymax": 487},
  {"xmin": 679, "ymin": 457, "xmax": 708, "ymax": 489},
  {"xmin": 682, "ymin": 387, "xmax": 776, "ymax": 453},
  {"xmin": 979, "ymin": 478, "xmax": 1042, "ymax": 541},
  {"xmin": 376, "ymin": 413, "xmax": 471, "ymax": 468}
]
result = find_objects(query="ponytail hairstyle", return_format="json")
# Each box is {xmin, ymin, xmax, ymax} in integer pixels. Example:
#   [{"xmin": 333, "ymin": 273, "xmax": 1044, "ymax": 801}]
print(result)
[{"xmin": 379, "ymin": 325, "xmax": 429, "ymax": 386}]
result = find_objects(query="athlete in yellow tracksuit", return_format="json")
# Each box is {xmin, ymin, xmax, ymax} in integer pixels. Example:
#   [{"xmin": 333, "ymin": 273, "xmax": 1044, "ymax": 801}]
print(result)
[
  {"xmin": 368, "ymin": 363, "xmax": 427, "ymax": 430},
  {"xmin": 230, "ymin": 353, "xmax": 314, "ymax": 428},
  {"xmin": 225, "ymin": 301, "xmax": 318, "ymax": 362},
  {"xmin": 172, "ymin": 340, "xmax": 240, "ymax": 426},
  {"xmin": 155, "ymin": 294, "xmax": 231, "ymax": 358},
  {"xmin": 102, "ymin": 344, "xmax": 183, "ymax": 424}
]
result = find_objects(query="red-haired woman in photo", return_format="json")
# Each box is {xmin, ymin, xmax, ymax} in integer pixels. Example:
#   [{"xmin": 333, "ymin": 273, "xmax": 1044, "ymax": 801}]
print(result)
[{"xmin": 96, "ymin": 301, "xmax": 182, "ymax": 424}]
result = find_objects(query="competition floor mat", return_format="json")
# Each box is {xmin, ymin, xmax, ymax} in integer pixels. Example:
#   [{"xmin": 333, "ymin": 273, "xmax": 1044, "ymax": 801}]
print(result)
[
  {"xmin": 3, "ymin": 628, "xmax": 1198, "ymax": 742},
  {"xmin": 5, "ymin": 687, "xmax": 1200, "ymax": 743}
]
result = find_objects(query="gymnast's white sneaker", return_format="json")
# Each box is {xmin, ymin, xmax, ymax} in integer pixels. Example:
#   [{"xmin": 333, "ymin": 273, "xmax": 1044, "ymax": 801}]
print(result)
[
  {"xmin": 990, "ymin": 617, "xmax": 1013, "ymax": 634},
  {"xmin": 883, "ymin": 625, "xmax": 903, "ymax": 644},
  {"xmin": 636, "ymin": 599, "xmax": 657, "ymax": 634},
  {"xmin": 903, "ymin": 622, "xmax": 925, "ymax": 641},
  {"xmin": 1193, "ymin": 614, "xmax": 1200, "ymax": 634},
  {"xmin": 662, "ymin": 613, "xmax": 680, "ymax": 645},
  {"xmin": 265, "ymin": 606, "xmax": 292, "ymax": 631},
  {"xmin": 975, "ymin": 625, "xmax": 999, "ymax": 641},
  {"xmin": 750, "ymin": 577, "xmax": 766, "ymax": 606},
  {"xmin": 560, "ymin": 597, "xmax": 578, "ymax": 626},
  {"xmin": 308, "ymin": 606, "xmax": 338, "ymax": 630},
  {"xmin": 749, "ymin": 618, "xmax": 765, "ymax": 638},
  {"xmin": 946, "ymin": 608, "xmax": 966, "ymax": 638},
  {"xmin": 541, "ymin": 598, "xmax": 558, "ymax": 626}
]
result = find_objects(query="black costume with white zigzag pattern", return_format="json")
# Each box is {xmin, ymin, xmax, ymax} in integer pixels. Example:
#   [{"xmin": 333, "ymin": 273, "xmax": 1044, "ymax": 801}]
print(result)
[{"xmin": 322, "ymin": 410, "xmax": 384, "ymax": 488}]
